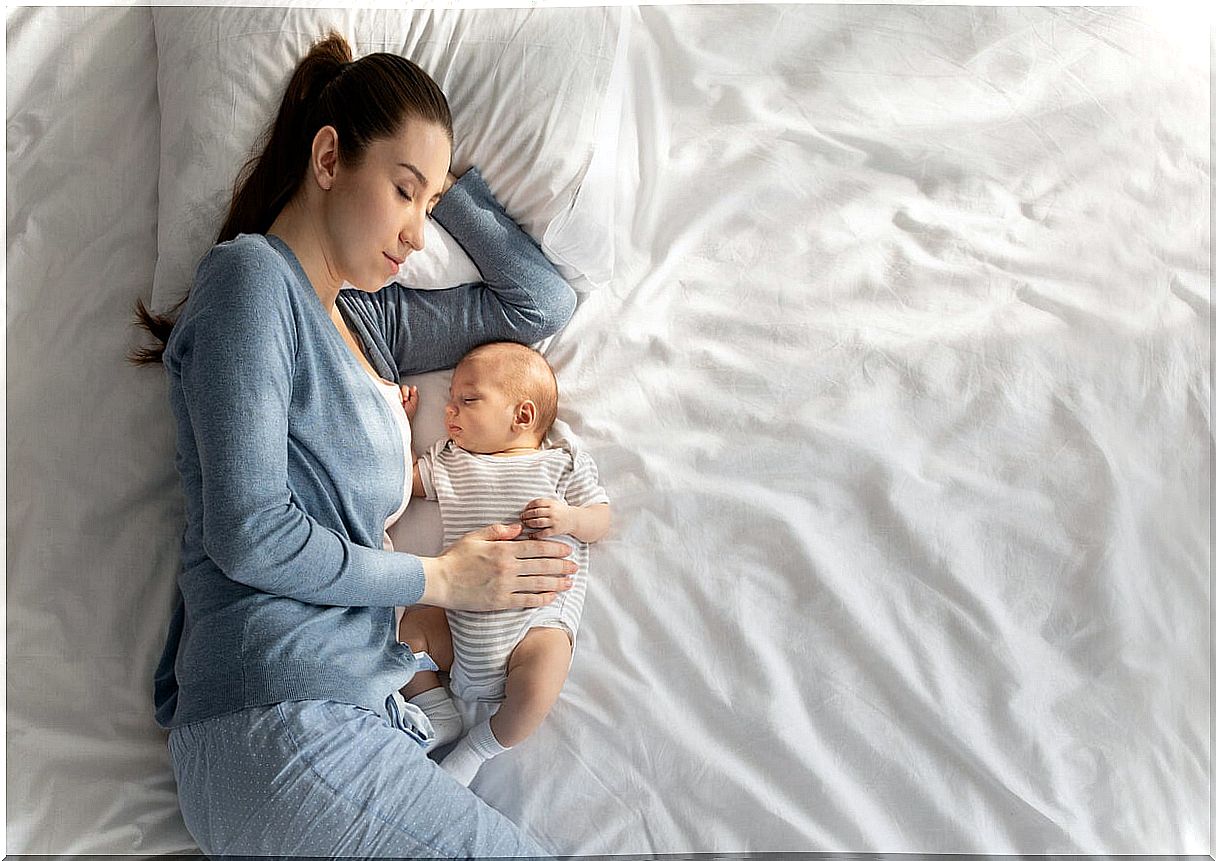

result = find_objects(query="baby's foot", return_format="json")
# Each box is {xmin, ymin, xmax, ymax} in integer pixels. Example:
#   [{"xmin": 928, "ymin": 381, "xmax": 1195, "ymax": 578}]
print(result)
[
  {"xmin": 408, "ymin": 686, "xmax": 463, "ymax": 748},
  {"xmin": 439, "ymin": 719, "xmax": 509, "ymax": 786}
]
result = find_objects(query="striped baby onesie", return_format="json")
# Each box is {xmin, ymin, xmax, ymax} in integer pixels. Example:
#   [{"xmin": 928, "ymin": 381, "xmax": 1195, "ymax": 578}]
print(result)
[{"xmin": 417, "ymin": 437, "xmax": 609, "ymax": 703}]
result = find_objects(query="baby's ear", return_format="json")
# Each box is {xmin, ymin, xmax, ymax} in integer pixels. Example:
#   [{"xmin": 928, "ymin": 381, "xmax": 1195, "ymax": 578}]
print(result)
[{"xmin": 515, "ymin": 400, "xmax": 537, "ymax": 429}]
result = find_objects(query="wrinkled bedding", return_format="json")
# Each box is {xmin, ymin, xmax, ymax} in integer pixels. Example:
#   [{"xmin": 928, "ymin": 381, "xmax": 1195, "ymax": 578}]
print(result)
[{"xmin": 5, "ymin": 4, "xmax": 1210, "ymax": 855}]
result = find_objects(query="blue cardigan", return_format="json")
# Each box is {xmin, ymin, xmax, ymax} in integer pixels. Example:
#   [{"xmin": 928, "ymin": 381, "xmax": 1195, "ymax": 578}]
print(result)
[{"xmin": 153, "ymin": 169, "xmax": 576, "ymax": 729}]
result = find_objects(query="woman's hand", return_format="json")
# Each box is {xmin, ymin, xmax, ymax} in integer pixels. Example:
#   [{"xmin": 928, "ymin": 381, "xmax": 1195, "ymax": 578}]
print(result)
[{"xmin": 419, "ymin": 522, "xmax": 577, "ymax": 611}]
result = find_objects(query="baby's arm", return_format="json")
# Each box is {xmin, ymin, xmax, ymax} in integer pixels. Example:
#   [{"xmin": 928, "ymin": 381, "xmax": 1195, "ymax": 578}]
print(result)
[
  {"xmin": 520, "ymin": 499, "xmax": 611, "ymax": 543},
  {"xmin": 399, "ymin": 384, "xmax": 427, "ymax": 498},
  {"xmin": 571, "ymin": 502, "xmax": 611, "ymax": 543},
  {"xmin": 521, "ymin": 447, "xmax": 611, "ymax": 542},
  {"xmin": 399, "ymin": 384, "xmax": 419, "ymax": 422}
]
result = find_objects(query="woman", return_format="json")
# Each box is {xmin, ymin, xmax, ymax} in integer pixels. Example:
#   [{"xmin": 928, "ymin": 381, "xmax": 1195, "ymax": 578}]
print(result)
[{"xmin": 133, "ymin": 31, "xmax": 577, "ymax": 857}]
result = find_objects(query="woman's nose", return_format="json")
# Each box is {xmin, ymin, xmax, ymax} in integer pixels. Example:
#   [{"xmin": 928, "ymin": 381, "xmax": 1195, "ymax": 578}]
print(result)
[{"xmin": 401, "ymin": 213, "xmax": 426, "ymax": 254}]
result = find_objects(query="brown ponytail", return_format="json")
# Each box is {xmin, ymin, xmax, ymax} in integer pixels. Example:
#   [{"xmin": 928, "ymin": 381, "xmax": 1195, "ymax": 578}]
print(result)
[{"xmin": 129, "ymin": 31, "xmax": 453, "ymax": 365}]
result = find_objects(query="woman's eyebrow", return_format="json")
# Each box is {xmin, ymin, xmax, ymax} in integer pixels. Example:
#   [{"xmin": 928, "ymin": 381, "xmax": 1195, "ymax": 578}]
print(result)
[{"xmin": 396, "ymin": 162, "xmax": 428, "ymax": 188}]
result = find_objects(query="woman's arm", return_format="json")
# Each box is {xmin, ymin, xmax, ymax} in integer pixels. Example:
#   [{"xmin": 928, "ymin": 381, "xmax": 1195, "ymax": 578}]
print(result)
[
  {"xmin": 173, "ymin": 242, "xmax": 428, "ymax": 608},
  {"xmin": 175, "ymin": 240, "xmax": 581, "ymax": 611},
  {"xmin": 354, "ymin": 168, "xmax": 578, "ymax": 376}
]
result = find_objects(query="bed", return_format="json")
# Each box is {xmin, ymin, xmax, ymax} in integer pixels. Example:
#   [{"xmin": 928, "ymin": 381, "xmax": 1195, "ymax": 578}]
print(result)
[{"xmin": 5, "ymin": 4, "xmax": 1210, "ymax": 855}]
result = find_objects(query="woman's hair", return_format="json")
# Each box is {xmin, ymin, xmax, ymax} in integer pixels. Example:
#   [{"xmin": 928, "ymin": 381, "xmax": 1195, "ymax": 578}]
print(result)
[{"xmin": 129, "ymin": 31, "xmax": 453, "ymax": 365}]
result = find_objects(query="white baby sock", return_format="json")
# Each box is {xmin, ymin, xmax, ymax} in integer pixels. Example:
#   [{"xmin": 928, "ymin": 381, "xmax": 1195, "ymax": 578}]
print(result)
[
  {"xmin": 439, "ymin": 719, "xmax": 510, "ymax": 786},
  {"xmin": 408, "ymin": 686, "xmax": 464, "ymax": 749}
]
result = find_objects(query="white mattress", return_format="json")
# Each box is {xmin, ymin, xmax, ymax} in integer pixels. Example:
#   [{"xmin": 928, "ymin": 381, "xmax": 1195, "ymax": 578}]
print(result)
[{"xmin": 5, "ymin": 4, "xmax": 1210, "ymax": 856}]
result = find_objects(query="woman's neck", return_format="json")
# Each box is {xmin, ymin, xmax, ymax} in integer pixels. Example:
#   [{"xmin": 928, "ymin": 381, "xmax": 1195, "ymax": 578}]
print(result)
[{"xmin": 267, "ymin": 199, "xmax": 344, "ymax": 312}]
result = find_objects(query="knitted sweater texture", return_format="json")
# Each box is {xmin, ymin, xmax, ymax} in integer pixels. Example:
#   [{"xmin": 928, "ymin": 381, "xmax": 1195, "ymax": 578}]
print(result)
[{"xmin": 153, "ymin": 169, "xmax": 575, "ymax": 728}]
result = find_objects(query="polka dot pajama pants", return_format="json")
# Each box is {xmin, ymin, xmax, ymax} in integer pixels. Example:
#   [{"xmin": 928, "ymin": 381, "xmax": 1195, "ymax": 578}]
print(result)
[{"xmin": 167, "ymin": 699, "xmax": 547, "ymax": 858}]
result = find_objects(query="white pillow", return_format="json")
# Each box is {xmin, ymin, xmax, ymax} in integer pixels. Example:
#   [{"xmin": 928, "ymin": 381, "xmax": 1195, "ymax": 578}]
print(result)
[{"xmin": 150, "ymin": 6, "xmax": 624, "ymax": 312}]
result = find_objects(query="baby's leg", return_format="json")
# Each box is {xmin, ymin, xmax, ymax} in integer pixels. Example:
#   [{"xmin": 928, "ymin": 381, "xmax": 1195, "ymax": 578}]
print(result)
[
  {"xmin": 439, "ymin": 627, "xmax": 572, "ymax": 786},
  {"xmin": 489, "ymin": 627, "xmax": 573, "ymax": 748},
  {"xmin": 396, "ymin": 606, "xmax": 463, "ymax": 748},
  {"xmin": 396, "ymin": 606, "xmax": 453, "ymax": 699}
]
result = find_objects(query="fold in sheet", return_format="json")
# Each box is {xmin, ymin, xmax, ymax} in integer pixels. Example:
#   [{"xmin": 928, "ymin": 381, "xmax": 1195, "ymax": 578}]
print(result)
[{"xmin": 5, "ymin": 4, "xmax": 1210, "ymax": 855}]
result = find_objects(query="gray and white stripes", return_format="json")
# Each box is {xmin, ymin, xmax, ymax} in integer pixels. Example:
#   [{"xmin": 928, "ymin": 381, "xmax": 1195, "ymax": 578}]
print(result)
[{"xmin": 419, "ymin": 438, "xmax": 608, "ymax": 702}]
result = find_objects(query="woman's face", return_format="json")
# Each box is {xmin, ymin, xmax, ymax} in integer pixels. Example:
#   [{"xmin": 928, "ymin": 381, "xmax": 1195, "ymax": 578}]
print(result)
[{"xmin": 323, "ymin": 117, "xmax": 451, "ymax": 292}]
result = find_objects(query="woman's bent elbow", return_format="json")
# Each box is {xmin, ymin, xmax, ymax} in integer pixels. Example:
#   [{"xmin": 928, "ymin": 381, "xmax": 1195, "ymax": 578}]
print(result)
[
  {"xmin": 203, "ymin": 523, "xmax": 273, "ymax": 591},
  {"xmin": 536, "ymin": 278, "xmax": 577, "ymax": 339}
]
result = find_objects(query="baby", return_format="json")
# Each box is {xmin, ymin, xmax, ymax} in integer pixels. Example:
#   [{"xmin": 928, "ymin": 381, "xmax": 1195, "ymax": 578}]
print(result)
[{"xmin": 397, "ymin": 340, "xmax": 611, "ymax": 786}]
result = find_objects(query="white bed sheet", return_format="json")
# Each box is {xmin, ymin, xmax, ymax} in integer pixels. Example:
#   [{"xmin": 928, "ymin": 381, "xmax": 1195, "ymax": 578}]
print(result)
[
  {"xmin": 5, "ymin": 3, "xmax": 1211, "ymax": 856},
  {"xmin": 6, "ymin": 5, "xmax": 183, "ymax": 855},
  {"xmin": 452, "ymin": 7, "xmax": 1211, "ymax": 853}
]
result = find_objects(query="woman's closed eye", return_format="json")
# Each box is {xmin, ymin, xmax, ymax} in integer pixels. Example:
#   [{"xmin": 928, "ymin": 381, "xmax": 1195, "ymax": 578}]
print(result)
[{"xmin": 396, "ymin": 186, "xmax": 412, "ymax": 202}]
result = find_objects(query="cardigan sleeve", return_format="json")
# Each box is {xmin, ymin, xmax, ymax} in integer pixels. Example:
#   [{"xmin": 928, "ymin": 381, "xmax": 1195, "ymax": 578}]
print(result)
[
  {"xmin": 169, "ymin": 241, "xmax": 426, "ymax": 608},
  {"xmin": 345, "ymin": 168, "xmax": 578, "ymax": 377}
]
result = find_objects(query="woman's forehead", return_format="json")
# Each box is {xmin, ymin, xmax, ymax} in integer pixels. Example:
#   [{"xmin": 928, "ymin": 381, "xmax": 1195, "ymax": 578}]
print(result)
[{"xmin": 372, "ymin": 121, "xmax": 450, "ymax": 189}]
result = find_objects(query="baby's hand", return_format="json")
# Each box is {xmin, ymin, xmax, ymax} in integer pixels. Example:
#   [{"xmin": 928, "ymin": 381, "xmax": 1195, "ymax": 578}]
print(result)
[
  {"xmin": 399, "ymin": 384, "xmax": 419, "ymax": 422},
  {"xmin": 520, "ymin": 497, "xmax": 575, "ymax": 538}
]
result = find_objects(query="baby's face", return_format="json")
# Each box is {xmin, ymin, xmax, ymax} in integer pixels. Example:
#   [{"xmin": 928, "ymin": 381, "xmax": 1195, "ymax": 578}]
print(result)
[{"xmin": 444, "ymin": 359, "xmax": 521, "ymax": 454}]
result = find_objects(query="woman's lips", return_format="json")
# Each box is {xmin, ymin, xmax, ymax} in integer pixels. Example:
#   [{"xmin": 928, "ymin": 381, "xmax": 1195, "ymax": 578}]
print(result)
[{"xmin": 384, "ymin": 252, "xmax": 402, "ymax": 272}]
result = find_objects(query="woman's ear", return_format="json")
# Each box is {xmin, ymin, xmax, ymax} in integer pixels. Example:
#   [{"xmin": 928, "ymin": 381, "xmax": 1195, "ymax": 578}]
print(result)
[
  {"xmin": 311, "ymin": 125, "xmax": 340, "ymax": 191},
  {"xmin": 514, "ymin": 400, "xmax": 536, "ymax": 431}
]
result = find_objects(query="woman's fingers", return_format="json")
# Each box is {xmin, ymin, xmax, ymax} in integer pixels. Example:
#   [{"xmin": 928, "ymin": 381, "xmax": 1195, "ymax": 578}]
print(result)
[
  {"xmin": 513, "ymin": 537, "xmax": 572, "ymax": 559},
  {"xmin": 511, "ymin": 557, "xmax": 577, "ymax": 578},
  {"xmin": 473, "ymin": 522, "xmax": 524, "ymax": 542},
  {"xmin": 512, "ymin": 575, "xmax": 575, "ymax": 594},
  {"xmin": 510, "ymin": 593, "xmax": 558, "ymax": 609},
  {"xmin": 429, "ymin": 524, "xmax": 576, "ymax": 611},
  {"xmin": 464, "ymin": 518, "xmax": 522, "ymax": 544},
  {"xmin": 503, "ymin": 536, "xmax": 576, "ymax": 579},
  {"xmin": 510, "ymin": 539, "xmax": 575, "ymax": 576}
]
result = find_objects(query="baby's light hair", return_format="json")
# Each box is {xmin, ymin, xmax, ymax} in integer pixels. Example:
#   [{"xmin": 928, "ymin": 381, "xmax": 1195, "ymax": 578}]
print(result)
[{"xmin": 459, "ymin": 341, "xmax": 559, "ymax": 439}]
